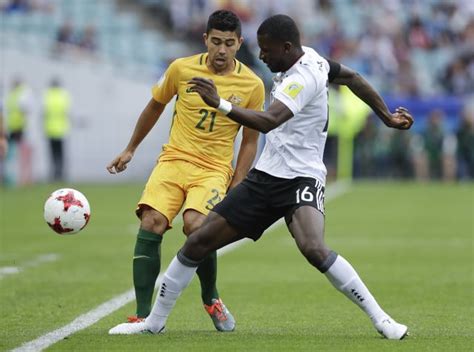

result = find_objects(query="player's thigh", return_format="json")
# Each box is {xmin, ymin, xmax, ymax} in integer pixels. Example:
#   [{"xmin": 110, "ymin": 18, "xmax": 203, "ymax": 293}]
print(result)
[
  {"xmin": 183, "ymin": 168, "xmax": 229, "ymax": 217},
  {"xmin": 282, "ymin": 178, "xmax": 327, "ymax": 248},
  {"xmin": 212, "ymin": 170, "xmax": 280, "ymax": 240},
  {"xmin": 138, "ymin": 161, "xmax": 186, "ymax": 229},
  {"xmin": 287, "ymin": 206, "xmax": 326, "ymax": 251}
]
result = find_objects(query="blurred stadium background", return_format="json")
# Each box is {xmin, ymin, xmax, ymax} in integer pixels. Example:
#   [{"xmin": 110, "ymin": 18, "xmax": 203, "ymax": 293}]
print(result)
[
  {"xmin": 0, "ymin": 1, "xmax": 473, "ymax": 351},
  {"xmin": 0, "ymin": 0, "xmax": 472, "ymax": 184}
]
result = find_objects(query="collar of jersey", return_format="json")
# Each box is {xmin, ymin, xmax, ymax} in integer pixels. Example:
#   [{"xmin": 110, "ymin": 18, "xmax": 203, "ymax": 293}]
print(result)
[{"xmin": 273, "ymin": 49, "xmax": 308, "ymax": 83}]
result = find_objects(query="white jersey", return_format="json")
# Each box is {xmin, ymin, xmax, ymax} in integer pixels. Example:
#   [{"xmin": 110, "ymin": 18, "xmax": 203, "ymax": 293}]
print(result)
[{"xmin": 255, "ymin": 46, "xmax": 330, "ymax": 184}]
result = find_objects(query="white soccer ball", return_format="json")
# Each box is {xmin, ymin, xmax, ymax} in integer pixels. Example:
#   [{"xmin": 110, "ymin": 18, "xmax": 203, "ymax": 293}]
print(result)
[{"xmin": 44, "ymin": 188, "xmax": 91, "ymax": 235}]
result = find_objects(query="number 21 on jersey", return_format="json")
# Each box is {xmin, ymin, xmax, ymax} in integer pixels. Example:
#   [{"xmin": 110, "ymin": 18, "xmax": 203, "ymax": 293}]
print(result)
[{"xmin": 196, "ymin": 108, "xmax": 217, "ymax": 132}]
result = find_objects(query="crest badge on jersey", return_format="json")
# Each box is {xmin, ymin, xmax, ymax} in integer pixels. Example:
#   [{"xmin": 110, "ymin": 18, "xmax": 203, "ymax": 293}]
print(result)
[
  {"xmin": 283, "ymin": 82, "xmax": 303, "ymax": 99},
  {"xmin": 228, "ymin": 94, "xmax": 243, "ymax": 106}
]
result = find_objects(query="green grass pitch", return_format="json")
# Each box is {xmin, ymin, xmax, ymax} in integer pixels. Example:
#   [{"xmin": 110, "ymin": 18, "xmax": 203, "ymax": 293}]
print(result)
[{"xmin": 1, "ymin": 182, "xmax": 473, "ymax": 351}]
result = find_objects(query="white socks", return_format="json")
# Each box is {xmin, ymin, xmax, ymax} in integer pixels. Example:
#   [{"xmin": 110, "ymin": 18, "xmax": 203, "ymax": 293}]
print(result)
[
  {"xmin": 325, "ymin": 255, "xmax": 387, "ymax": 324},
  {"xmin": 144, "ymin": 253, "xmax": 389, "ymax": 332},
  {"xmin": 145, "ymin": 255, "xmax": 197, "ymax": 332}
]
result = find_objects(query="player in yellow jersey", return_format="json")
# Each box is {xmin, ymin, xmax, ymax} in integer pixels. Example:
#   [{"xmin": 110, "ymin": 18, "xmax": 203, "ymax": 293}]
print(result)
[{"xmin": 106, "ymin": 10, "xmax": 265, "ymax": 332}]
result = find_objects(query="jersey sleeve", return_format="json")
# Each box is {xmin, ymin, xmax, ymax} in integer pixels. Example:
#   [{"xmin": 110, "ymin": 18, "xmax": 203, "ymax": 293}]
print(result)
[
  {"xmin": 247, "ymin": 80, "xmax": 265, "ymax": 112},
  {"xmin": 151, "ymin": 60, "xmax": 179, "ymax": 104},
  {"xmin": 327, "ymin": 59, "xmax": 341, "ymax": 82},
  {"xmin": 273, "ymin": 72, "xmax": 317, "ymax": 116}
]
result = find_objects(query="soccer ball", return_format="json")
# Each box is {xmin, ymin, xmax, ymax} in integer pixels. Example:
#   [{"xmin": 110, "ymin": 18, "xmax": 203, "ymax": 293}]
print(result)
[{"xmin": 44, "ymin": 188, "xmax": 91, "ymax": 235}]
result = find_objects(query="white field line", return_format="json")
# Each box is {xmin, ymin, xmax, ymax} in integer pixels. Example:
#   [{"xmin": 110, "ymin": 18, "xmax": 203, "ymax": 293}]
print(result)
[
  {"xmin": 10, "ymin": 241, "xmax": 250, "ymax": 352},
  {"xmin": 0, "ymin": 254, "xmax": 59, "ymax": 280},
  {"xmin": 11, "ymin": 180, "xmax": 350, "ymax": 352}
]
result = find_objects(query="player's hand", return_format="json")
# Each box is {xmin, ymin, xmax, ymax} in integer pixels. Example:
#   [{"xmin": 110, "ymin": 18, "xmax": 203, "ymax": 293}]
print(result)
[
  {"xmin": 387, "ymin": 107, "xmax": 414, "ymax": 130},
  {"xmin": 188, "ymin": 77, "xmax": 220, "ymax": 108},
  {"xmin": 106, "ymin": 150, "xmax": 133, "ymax": 174}
]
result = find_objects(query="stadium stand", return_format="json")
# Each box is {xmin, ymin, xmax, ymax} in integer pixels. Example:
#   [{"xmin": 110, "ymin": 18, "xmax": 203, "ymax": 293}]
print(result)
[{"xmin": 1, "ymin": 0, "xmax": 473, "ymax": 182}]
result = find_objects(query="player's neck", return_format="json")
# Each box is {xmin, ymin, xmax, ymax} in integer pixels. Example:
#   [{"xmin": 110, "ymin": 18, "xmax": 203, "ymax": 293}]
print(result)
[{"xmin": 283, "ymin": 48, "xmax": 305, "ymax": 72}]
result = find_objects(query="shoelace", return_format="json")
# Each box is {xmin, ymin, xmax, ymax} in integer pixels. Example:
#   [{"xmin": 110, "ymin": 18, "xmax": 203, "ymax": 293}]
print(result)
[{"xmin": 205, "ymin": 300, "xmax": 227, "ymax": 321}]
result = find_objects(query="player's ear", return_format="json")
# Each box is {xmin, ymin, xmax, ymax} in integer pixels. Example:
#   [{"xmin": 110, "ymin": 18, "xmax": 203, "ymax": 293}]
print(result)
[
  {"xmin": 203, "ymin": 33, "xmax": 208, "ymax": 46},
  {"xmin": 237, "ymin": 36, "xmax": 244, "ymax": 50},
  {"xmin": 283, "ymin": 41, "xmax": 292, "ymax": 53}
]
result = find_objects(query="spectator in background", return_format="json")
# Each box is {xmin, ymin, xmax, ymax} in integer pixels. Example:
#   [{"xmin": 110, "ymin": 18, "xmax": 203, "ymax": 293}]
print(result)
[
  {"xmin": 354, "ymin": 116, "xmax": 383, "ymax": 178},
  {"xmin": 389, "ymin": 130, "xmax": 415, "ymax": 179},
  {"xmin": 456, "ymin": 105, "xmax": 474, "ymax": 179},
  {"xmin": 53, "ymin": 21, "xmax": 99, "ymax": 58},
  {"xmin": 354, "ymin": 115, "xmax": 398, "ymax": 179},
  {"xmin": 169, "ymin": 0, "xmax": 211, "ymax": 41},
  {"xmin": 5, "ymin": 77, "xmax": 31, "ymax": 146},
  {"xmin": 54, "ymin": 20, "xmax": 77, "ymax": 56},
  {"xmin": 78, "ymin": 25, "xmax": 98, "ymax": 53},
  {"xmin": 1, "ymin": 0, "xmax": 53, "ymax": 13},
  {"xmin": 441, "ymin": 54, "xmax": 474, "ymax": 95},
  {"xmin": 4, "ymin": 77, "xmax": 32, "ymax": 186},
  {"xmin": 422, "ymin": 109, "xmax": 457, "ymax": 181},
  {"xmin": 406, "ymin": 16, "xmax": 431, "ymax": 50},
  {"xmin": 422, "ymin": 110, "xmax": 444, "ymax": 179},
  {"xmin": 43, "ymin": 78, "xmax": 71, "ymax": 181},
  {"xmin": 29, "ymin": 0, "xmax": 53, "ymax": 13},
  {"xmin": 0, "ymin": 108, "xmax": 7, "ymax": 159},
  {"xmin": 0, "ymin": 107, "xmax": 7, "ymax": 184},
  {"xmin": 358, "ymin": 24, "xmax": 399, "ymax": 78},
  {"xmin": 2, "ymin": 0, "xmax": 30, "ymax": 13}
]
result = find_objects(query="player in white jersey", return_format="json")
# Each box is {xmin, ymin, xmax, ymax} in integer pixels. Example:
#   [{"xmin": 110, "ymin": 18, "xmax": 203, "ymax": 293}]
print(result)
[
  {"xmin": 109, "ymin": 14, "xmax": 414, "ymax": 339},
  {"xmin": 257, "ymin": 45, "xmax": 331, "ymax": 182}
]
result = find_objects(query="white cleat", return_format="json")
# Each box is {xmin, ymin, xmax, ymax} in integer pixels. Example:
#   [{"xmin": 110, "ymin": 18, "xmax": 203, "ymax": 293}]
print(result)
[
  {"xmin": 374, "ymin": 317, "xmax": 408, "ymax": 340},
  {"xmin": 108, "ymin": 321, "xmax": 165, "ymax": 335}
]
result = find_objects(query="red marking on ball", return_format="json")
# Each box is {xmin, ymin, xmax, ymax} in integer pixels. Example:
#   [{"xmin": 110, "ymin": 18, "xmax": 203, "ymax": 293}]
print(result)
[
  {"xmin": 48, "ymin": 217, "xmax": 74, "ymax": 234},
  {"xmin": 56, "ymin": 191, "xmax": 83, "ymax": 211}
]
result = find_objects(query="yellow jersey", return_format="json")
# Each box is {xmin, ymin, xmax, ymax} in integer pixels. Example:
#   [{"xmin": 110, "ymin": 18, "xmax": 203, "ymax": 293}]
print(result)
[{"xmin": 152, "ymin": 53, "xmax": 265, "ymax": 178}]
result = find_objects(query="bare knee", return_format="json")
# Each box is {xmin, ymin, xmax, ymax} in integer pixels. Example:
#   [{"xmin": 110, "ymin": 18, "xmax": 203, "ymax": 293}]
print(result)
[
  {"xmin": 182, "ymin": 211, "xmax": 239, "ymax": 262},
  {"xmin": 140, "ymin": 207, "xmax": 168, "ymax": 234},
  {"xmin": 183, "ymin": 221, "xmax": 201, "ymax": 236},
  {"xmin": 182, "ymin": 232, "xmax": 212, "ymax": 261},
  {"xmin": 182, "ymin": 210, "xmax": 205, "ymax": 236},
  {"xmin": 300, "ymin": 243, "xmax": 331, "ymax": 269}
]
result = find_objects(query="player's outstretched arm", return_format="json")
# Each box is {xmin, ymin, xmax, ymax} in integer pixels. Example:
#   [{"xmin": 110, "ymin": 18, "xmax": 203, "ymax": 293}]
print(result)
[
  {"xmin": 106, "ymin": 98, "xmax": 165, "ymax": 174},
  {"xmin": 331, "ymin": 64, "xmax": 414, "ymax": 130},
  {"xmin": 189, "ymin": 77, "xmax": 293, "ymax": 133}
]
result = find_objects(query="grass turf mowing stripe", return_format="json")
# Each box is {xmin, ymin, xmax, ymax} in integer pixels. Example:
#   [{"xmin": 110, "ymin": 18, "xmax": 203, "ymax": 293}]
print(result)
[{"xmin": 11, "ymin": 181, "xmax": 349, "ymax": 352}]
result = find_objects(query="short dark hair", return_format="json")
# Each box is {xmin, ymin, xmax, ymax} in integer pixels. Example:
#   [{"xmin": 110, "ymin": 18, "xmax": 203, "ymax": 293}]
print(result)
[
  {"xmin": 257, "ymin": 14, "xmax": 301, "ymax": 47},
  {"xmin": 206, "ymin": 10, "xmax": 242, "ymax": 37}
]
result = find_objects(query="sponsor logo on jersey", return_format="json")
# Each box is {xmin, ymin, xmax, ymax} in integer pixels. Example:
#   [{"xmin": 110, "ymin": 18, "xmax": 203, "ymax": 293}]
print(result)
[
  {"xmin": 227, "ymin": 94, "xmax": 243, "ymax": 105},
  {"xmin": 283, "ymin": 82, "xmax": 303, "ymax": 99}
]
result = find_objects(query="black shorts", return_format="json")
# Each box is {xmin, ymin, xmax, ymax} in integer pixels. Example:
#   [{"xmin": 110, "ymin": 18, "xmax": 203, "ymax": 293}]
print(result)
[{"xmin": 213, "ymin": 168, "xmax": 325, "ymax": 240}]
